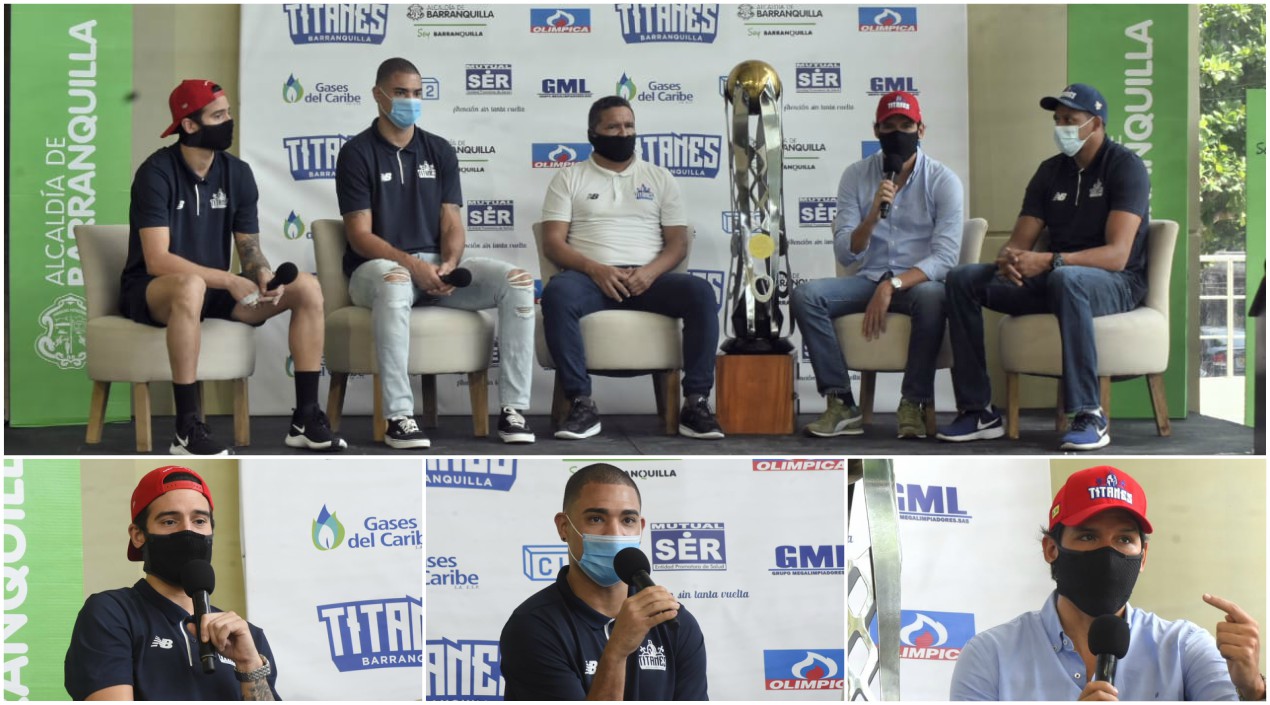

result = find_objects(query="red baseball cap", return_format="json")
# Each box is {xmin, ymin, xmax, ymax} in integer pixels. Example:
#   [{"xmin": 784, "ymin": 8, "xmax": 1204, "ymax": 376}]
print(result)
[
  {"xmin": 127, "ymin": 466, "xmax": 215, "ymax": 560},
  {"xmin": 1049, "ymin": 465, "xmax": 1152, "ymax": 534},
  {"xmin": 160, "ymin": 79, "xmax": 225, "ymax": 137},
  {"xmin": 875, "ymin": 90, "xmax": 921, "ymax": 125}
]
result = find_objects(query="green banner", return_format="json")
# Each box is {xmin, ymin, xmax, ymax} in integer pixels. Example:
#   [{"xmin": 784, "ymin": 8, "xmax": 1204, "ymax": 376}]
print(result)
[
  {"xmin": 1068, "ymin": 5, "xmax": 1191, "ymax": 418},
  {"xmin": 1246, "ymin": 89, "xmax": 1265, "ymax": 426},
  {"xmin": 7, "ymin": 5, "xmax": 132, "ymax": 426},
  {"xmin": 4, "ymin": 459, "xmax": 83, "ymax": 701}
]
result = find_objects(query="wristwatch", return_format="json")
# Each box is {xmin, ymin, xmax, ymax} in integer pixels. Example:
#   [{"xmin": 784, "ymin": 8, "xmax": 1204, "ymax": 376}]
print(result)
[
  {"xmin": 1052, "ymin": 252, "xmax": 1066, "ymax": 269},
  {"xmin": 889, "ymin": 276, "xmax": 903, "ymax": 291},
  {"xmin": 235, "ymin": 654, "xmax": 271, "ymax": 683}
]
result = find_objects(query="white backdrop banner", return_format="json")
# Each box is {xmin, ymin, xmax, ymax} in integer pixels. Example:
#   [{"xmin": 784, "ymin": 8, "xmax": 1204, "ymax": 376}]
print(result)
[
  {"xmin": 239, "ymin": 459, "xmax": 423, "ymax": 700},
  {"xmin": 424, "ymin": 456, "xmax": 845, "ymax": 700},
  {"xmin": 238, "ymin": 3, "xmax": 970, "ymax": 416}
]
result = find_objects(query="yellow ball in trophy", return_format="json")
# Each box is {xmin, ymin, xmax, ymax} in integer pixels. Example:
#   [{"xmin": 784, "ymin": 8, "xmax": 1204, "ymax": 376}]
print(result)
[{"xmin": 725, "ymin": 60, "xmax": 782, "ymax": 115}]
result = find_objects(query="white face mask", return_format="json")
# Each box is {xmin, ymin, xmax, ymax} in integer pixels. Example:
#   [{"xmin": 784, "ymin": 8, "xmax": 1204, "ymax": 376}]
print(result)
[{"xmin": 1053, "ymin": 115, "xmax": 1096, "ymax": 157}]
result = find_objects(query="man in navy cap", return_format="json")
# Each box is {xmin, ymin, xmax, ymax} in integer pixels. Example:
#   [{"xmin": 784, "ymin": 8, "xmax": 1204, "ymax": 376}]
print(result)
[{"xmin": 936, "ymin": 83, "xmax": 1151, "ymax": 451}]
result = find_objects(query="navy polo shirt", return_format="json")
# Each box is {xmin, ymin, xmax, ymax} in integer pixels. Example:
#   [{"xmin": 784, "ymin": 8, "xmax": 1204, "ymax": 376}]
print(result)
[
  {"xmin": 1019, "ymin": 138, "xmax": 1152, "ymax": 303},
  {"xmin": 335, "ymin": 120, "xmax": 462, "ymax": 277},
  {"xmin": 65, "ymin": 579, "xmax": 280, "ymax": 701},
  {"xmin": 122, "ymin": 145, "xmax": 259, "ymax": 291},
  {"xmin": 499, "ymin": 566, "xmax": 708, "ymax": 701}
]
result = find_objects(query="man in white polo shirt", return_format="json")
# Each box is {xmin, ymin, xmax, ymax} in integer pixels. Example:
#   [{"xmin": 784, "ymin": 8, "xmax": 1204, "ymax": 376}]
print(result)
[{"xmin": 539, "ymin": 96, "xmax": 724, "ymax": 441}]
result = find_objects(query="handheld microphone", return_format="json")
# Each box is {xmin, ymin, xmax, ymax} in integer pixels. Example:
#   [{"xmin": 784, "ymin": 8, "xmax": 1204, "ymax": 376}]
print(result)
[
  {"xmin": 440, "ymin": 267, "xmax": 472, "ymax": 287},
  {"xmin": 180, "ymin": 559, "xmax": 218, "ymax": 674},
  {"xmin": 614, "ymin": 547, "xmax": 678, "ymax": 627},
  {"xmin": 240, "ymin": 262, "xmax": 298, "ymax": 306},
  {"xmin": 879, "ymin": 153, "xmax": 906, "ymax": 220},
  {"xmin": 1088, "ymin": 614, "xmax": 1130, "ymax": 685}
]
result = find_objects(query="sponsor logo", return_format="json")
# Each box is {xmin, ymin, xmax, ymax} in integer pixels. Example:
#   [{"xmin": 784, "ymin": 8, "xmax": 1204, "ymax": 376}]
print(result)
[
  {"xmin": 283, "ymin": 134, "xmax": 351, "ymax": 180},
  {"xmin": 530, "ymin": 8, "xmax": 591, "ymax": 33},
  {"xmin": 858, "ymin": 6, "xmax": 917, "ymax": 32},
  {"xmin": 770, "ymin": 544, "xmax": 844, "ymax": 575},
  {"xmin": 427, "ymin": 555, "xmax": 480, "ymax": 587},
  {"xmin": 34, "ymin": 294, "xmax": 87, "ymax": 369},
  {"xmin": 311, "ymin": 504, "xmax": 346, "ymax": 550},
  {"xmin": 776, "ymin": 270, "xmax": 810, "ymax": 300},
  {"xmin": 426, "ymin": 638, "xmax": 502, "ymax": 699},
  {"xmin": 738, "ymin": 4, "xmax": 824, "ymax": 20},
  {"xmin": 283, "ymin": 210, "xmax": 309, "ymax": 240},
  {"xmin": 466, "ymin": 63, "xmax": 512, "ymax": 95},
  {"xmin": 896, "ymin": 483, "xmax": 972, "ymax": 523},
  {"xmin": 651, "ymin": 522, "xmax": 727, "ymax": 570},
  {"xmin": 869, "ymin": 610, "xmax": 976, "ymax": 660},
  {"xmin": 614, "ymin": 3, "xmax": 719, "ymax": 43},
  {"xmin": 311, "ymin": 506, "xmax": 420, "ymax": 549},
  {"xmin": 798, "ymin": 198, "xmax": 837, "ymax": 228},
  {"xmin": 318, "ymin": 596, "xmax": 421, "ymax": 671},
  {"xmin": 795, "ymin": 62, "xmax": 841, "ymax": 93},
  {"xmin": 426, "ymin": 459, "xmax": 517, "ymax": 491},
  {"xmin": 785, "ymin": 138, "xmax": 826, "ymax": 172},
  {"xmin": 532, "ymin": 142, "xmax": 592, "ymax": 168},
  {"xmin": 150, "ymin": 636, "xmax": 174, "ymax": 649},
  {"xmin": 467, "ymin": 200, "xmax": 514, "ymax": 231},
  {"xmin": 862, "ymin": 139, "xmax": 882, "ymax": 158},
  {"xmin": 868, "ymin": 76, "xmax": 919, "ymax": 96},
  {"xmin": 283, "ymin": 4, "xmax": 389, "ymax": 44},
  {"xmin": 637, "ymin": 133, "xmax": 721, "ymax": 178},
  {"xmin": 752, "ymin": 458, "xmax": 844, "ymax": 471},
  {"xmin": 638, "ymin": 640, "xmax": 667, "ymax": 670},
  {"xmin": 738, "ymin": 4, "xmax": 821, "ymax": 37},
  {"xmin": 421, "ymin": 77, "xmax": 441, "ymax": 100},
  {"xmin": 538, "ymin": 77, "xmax": 592, "ymax": 98},
  {"xmin": 522, "ymin": 545, "xmax": 569, "ymax": 581},
  {"xmin": 686, "ymin": 268, "xmax": 725, "ymax": 312},
  {"xmin": 721, "ymin": 209, "xmax": 764, "ymax": 234},
  {"xmin": 408, "ymin": 4, "xmax": 494, "ymax": 38},
  {"xmin": 283, "ymin": 74, "xmax": 364, "ymax": 105},
  {"xmin": 283, "ymin": 74, "xmax": 305, "ymax": 103},
  {"xmin": 453, "ymin": 139, "xmax": 494, "ymax": 174},
  {"xmin": 618, "ymin": 73, "xmax": 694, "ymax": 103},
  {"xmin": 763, "ymin": 649, "xmax": 845, "ymax": 690}
]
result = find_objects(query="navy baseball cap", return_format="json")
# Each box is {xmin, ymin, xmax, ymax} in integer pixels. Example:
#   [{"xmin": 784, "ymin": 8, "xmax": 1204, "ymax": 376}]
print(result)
[{"xmin": 1040, "ymin": 83, "xmax": 1108, "ymax": 123}]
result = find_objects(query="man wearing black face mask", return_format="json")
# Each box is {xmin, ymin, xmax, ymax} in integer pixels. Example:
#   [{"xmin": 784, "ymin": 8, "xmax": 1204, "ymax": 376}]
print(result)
[
  {"xmin": 951, "ymin": 465, "xmax": 1264, "ymax": 701},
  {"xmin": 790, "ymin": 90, "xmax": 963, "ymax": 439},
  {"xmin": 539, "ymin": 96, "xmax": 724, "ymax": 441},
  {"xmin": 65, "ymin": 466, "xmax": 280, "ymax": 700},
  {"xmin": 120, "ymin": 79, "xmax": 343, "ymax": 455}
]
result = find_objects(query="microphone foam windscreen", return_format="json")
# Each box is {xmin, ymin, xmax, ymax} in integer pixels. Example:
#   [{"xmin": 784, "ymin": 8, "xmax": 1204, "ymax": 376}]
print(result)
[
  {"xmin": 613, "ymin": 546, "xmax": 651, "ymax": 585},
  {"xmin": 1088, "ymin": 614, "xmax": 1130, "ymax": 658},
  {"xmin": 447, "ymin": 268, "xmax": 473, "ymax": 287},
  {"xmin": 180, "ymin": 559, "xmax": 216, "ymax": 597},
  {"xmin": 273, "ymin": 262, "xmax": 299, "ymax": 285}
]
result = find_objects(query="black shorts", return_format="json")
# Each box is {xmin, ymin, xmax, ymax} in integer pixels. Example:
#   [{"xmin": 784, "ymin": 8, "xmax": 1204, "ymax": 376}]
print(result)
[{"xmin": 119, "ymin": 276, "xmax": 245, "ymax": 328}]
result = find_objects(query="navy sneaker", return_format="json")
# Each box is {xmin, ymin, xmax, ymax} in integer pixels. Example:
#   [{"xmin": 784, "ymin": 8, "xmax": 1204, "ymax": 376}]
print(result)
[
  {"xmin": 170, "ymin": 418, "xmax": 231, "ymax": 456},
  {"xmin": 678, "ymin": 397, "xmax": 725, "ymax": 440},
  {"xmin": 1060, "ymin": 411, "xmax": 1110, "ymax": 451},
  {"xmin": 498, "ymin": 407, "xmax": 536, "ymax": 444},
  {"xmin": 285, "ymin": 405, "xmax": 348, "ymax": 452},
  {"xmin": 935, "ymin": 407, "xmax": 1005, "ymax": 442},
  {"xmin": 555, "ymin": 397, "xmax": 601, "ymax": 440}
]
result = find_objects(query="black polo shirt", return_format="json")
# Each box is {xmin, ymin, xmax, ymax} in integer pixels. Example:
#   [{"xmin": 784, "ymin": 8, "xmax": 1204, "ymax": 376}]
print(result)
[
  {"xmin": 64, "ymin": 579, "xmax": 280, "ymax": 701},
  {"xmin": 335, "ymin": 120, "xmax": 462, "ymax": 277},
  {"xmin": 499, "ymin": 566, "xmax": 708, "ymax": 701},
  {"xmin": 122, "ymin": 145, "xmax": 259, "ymax": 291},
  {"xmin": 1019, "ymin": 138, "xmax": 1152, "ymax": 303}
]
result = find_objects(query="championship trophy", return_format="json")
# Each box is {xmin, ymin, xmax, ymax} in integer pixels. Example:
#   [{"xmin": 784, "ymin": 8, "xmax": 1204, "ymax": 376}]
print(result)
[
  {"xmin": 847, "ymin": 459, "xmax": 901, "ymax": 701},
  {"xmin": 720, "ymin": 60, "xmax": 793, "ymax": 354}
]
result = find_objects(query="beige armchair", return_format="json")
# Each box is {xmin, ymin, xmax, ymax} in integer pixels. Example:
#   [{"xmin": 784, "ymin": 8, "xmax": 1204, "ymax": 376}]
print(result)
[{"xmin": 78, "ymin": 224, "xmax": 255, "ymax": 452}]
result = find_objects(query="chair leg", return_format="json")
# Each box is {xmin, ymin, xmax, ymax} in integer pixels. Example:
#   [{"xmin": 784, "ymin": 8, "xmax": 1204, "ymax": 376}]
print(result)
[
  {"xmin": 652, "ymin": 371, "xmax": 668, "ymax": 419},
  {"xmin": 1146, "ymin": 373, "xmax": 1172, "ymax": 436},
  {"xmin": 133, "ymin": 382, "xmax": 153, "ymax": 453},
  {"xmin": 923, "ymin": 403, "xmax": 937, "ymax": 438},
  {"xmin": 551, "ymin": 373, "xmax": 569, "ymax": 429},
  {"xmin": 1006, "ymin": 372, "xmax": 1020, "ymax": 439},
  {"xmin": 468, "ymin": 371, "xmax": 489, "ymax": 437},
  {"xmin": 372, "ymin": 374, "xmax": 385, "ymax": 443},
  {"xmin": 86, "ymin": 381, "xmax": 110, "ymax": 444},
  {"xmin": 233, "ymin": 378, "xmax": 251, "ymax": 447},
  {"xmin": 1099, "ymin": 376, "xmax": 1112, "ymax": 430},
  {"xmin": 327, "ymin": 372, "xmax": 348, "ymax": 432},
  {"xmin": 659, "ymin": 371, "xmax": 681, "ymax": 436},
  {"xmin": 859, "ymin": 371, "xmax": 876, "ymax": 424},
  {"xmin": 1055, "ymin": 385, "xmax": 1068, "ymax": 432},
  {"xmin": 421, "ymin": 374, "xmax": 439, "ymax": 428}
]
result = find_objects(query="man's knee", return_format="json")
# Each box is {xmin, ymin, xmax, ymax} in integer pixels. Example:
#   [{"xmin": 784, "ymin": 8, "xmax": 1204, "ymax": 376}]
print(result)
[
  {"xmin": 165, "ymin": 273, "xmax": 208, "ymax": 315},
  {"xmin": 505, "ymin": 268, "xmax": 536, "ymax": 318},
  {"xmin": 289, "ymin": 271, "xmax": 324, "ymax": 306}
]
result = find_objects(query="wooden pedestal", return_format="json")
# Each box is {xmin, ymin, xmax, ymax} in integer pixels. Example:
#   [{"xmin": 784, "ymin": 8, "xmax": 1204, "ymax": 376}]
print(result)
[{"xmin": 715, "ymin": 354, "xmax": 795, "ymax": 435}]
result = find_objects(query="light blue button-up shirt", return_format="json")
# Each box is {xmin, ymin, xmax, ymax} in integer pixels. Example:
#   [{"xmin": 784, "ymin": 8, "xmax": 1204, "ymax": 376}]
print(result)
[
  {"xmin": 832, "ymin": 147, "xmax": 964, "ymax": 282},
  {"xmin": 950, "ymin": 591, "xmax": 1238, "ymax": 701}
]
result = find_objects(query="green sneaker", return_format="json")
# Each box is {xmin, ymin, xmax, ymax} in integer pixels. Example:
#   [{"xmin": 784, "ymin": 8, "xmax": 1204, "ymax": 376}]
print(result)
[
  {"xmin": 805, "ymin": 396, "xmax": 864, "ymax": 437},
  {"xmin": 896, "ymin": 398, "xmax": 927, "ymax": 439}
]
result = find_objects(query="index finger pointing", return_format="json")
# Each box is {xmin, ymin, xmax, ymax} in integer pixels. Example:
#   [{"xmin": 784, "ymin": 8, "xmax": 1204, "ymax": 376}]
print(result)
[{"xmin": 1204, "ymin": 593, "xmax": 1254, "ymax": 623}]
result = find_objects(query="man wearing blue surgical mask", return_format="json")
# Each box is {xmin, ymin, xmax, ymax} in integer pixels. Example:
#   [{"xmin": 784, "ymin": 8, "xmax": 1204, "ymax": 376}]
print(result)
[
  {"xmin": 499, "ymin": 464, "xmax": 708, "ymax": 700},
  {"xmin": 937, "ymin": 83, "xmax": 1152, "ymax": 451}
]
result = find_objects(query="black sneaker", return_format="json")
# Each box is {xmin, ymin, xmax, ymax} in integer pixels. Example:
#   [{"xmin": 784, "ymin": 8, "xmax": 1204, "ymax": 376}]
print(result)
[
  {"xmin": 555, "ymin": 397, "xmax": 601, "ymax": 440},
  {"xmin": 170, "ymin": 418, "xmax": 231, "ymax": 456},
  {"xmin": 385, "ymin": 416, "xmax": 431, "ymax": 449},
  {"xmin": 498, "ymin": 406, "xmax": 536, "ymax": 444},
  {"xmin": 678, "ymin": 397, "xmax": 725, "ymax": 439},
  {"xmin": 285, "ymin": 405, "xmax": 348, "ymax": 452}
]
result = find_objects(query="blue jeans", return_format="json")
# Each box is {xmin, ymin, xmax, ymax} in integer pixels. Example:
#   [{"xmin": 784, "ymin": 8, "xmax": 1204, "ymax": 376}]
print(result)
[
  {"xmin": 541, "ymin": 269, "xmax": 719, "ymax": 398},
  {"xmin": 946, "ymin": 263, "xmax": 1138, "ymax": 414},
  {"xmin": 348, "ymin": 254, "xmax": 535, "ymax": 419},
  {"xmin": 790, "ymin": 276, "xmax": 946, "ymax": 403}
]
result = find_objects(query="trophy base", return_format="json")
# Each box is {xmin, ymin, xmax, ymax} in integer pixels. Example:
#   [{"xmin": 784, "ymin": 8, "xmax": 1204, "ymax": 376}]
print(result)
[{"xmin": 720, "ymin": 336, "xmax": 794, "ymax": 355}]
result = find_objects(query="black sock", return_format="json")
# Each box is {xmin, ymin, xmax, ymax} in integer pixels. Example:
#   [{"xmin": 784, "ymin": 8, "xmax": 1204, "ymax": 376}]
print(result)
[
  {"xmin": 835, "ymin": 391, "xmax": 855, "ymax": 407},
  {"xmin": 294, "ymin": 371, "xmax": 320, "ymax": 412},
  {"xmin": 173, "ymin": 382, "xmax": 200, "ymax": 421},
  {"xmin": 685, "ymin": 393, "xmax": 706, "ymax": 407}
]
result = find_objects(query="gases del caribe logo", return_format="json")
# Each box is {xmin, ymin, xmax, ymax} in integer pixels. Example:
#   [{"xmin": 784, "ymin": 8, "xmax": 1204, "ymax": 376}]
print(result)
[
  {"xmin": 283, "ymin": 74, "xmax": 305, "ymax": 103},
  {"xmin": 312, "ymin": 504, "xmax": 346, "ymax": 550},
  {"xmin": 284, "ymin": 210, "xmax": 307, "ymax": 240}
]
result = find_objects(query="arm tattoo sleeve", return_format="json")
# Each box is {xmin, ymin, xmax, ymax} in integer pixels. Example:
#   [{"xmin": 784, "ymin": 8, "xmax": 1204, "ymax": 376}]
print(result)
[
  {"xmin": 244, "ymin": 678, "xmax": 276, "ymax": 701},
  {"xmin": 234, "ymin": 232, "xmax": 271, "ymax": 282}
]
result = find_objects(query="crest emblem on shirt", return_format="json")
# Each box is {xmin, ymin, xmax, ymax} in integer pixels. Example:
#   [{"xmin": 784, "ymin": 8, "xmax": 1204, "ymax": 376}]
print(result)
[
  {"xmin": 584, "ymin": 660, "xmax": 597, "ymax": 675},
  {"xmin": 1089, "ymin": 179, "xmax": 1104, "ymax": 198},
  {"xmin": 150, "ymin": 636, "xmax": 174, "ymax": 649},
  {"xmin": 1052, "ymin": 192, "xmax": 1068, "ymax": 202},
  {"xmin": 635, "ymin": 183, "xmax": 654, "ymax": 201},
  {"xmin": 209, "ymin": 188, "xmax": 228, "ymax": 209},
  {"xmin": 637, "ymin": 640, "xmax": 667, "ymax": 671},
  {"xmin": 418, "ymin": 162, "xmax": 437, "ymax": 179}
]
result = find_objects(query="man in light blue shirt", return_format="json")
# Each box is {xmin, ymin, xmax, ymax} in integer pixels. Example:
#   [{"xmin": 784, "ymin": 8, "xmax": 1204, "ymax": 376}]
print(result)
[
  {"xmin": 790, "ymin": 90, "xmax": 963, "ymax": 439},
  {"xmin": 951, "ymin": 465, "xmax": 1264, "ymax": 701}
]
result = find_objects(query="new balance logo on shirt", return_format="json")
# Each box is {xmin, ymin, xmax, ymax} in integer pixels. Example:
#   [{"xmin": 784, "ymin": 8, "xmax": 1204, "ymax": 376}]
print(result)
[
  {"xmin": 1052, "ymin": 192, "xmax": 1068, "ymax": 202},
  {"xmin": 150, "ymin": 636, "xmax": 173, "ymax": 649},
  {"xmin": 381, "ymin": 172, "xmax": 393, "ymax": 182},
  {"xmin": 177, "ymin": 200, "xmax": 185, "ymax": 210},
  {"xmin": 584, "ymin": 660, "xmax": 597, "ymax": 675},
  {"xmin": 587, "ymin": 193, "xmax": 600, "ymax": 200}
]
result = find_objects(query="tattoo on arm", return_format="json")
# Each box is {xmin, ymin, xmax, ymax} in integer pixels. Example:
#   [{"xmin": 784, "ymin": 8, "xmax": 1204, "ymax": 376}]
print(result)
[
  {"xmin": 244, "ymin": 679, "xmax": 275, "ymax": 701},
  {"xmin": 234, "ymin": 232, "xmax": 271, "ymax": 283}
]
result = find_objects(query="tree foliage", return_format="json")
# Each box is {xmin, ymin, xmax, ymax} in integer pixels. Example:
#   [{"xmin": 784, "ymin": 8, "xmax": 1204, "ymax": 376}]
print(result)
[{"xmin": 1199, "ymin": 3, "xmax": 1266, "ymax": 254}]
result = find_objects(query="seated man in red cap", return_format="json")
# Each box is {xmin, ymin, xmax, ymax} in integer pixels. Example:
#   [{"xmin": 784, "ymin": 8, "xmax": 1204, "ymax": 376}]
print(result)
[
  {"xmin": 951, "ymin": 465, "xmax": 1263, "ymax": 701},
  {"xmin": 64, "ymin": 466, "xmax": 279, "ymax": 700}
]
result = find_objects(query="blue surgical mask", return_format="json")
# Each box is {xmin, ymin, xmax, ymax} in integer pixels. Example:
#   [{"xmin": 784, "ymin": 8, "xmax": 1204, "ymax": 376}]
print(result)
[
  {"xmin": 566, "ymin": 515, "xmax": 642, "ymax": 588},
  {"xmin": 1053, "ymin": 115, "xmax": 1095, "ymax": 157},
  {"xmin": 377, "ymin": 87, "xmax": 422, "ymax": 129}
]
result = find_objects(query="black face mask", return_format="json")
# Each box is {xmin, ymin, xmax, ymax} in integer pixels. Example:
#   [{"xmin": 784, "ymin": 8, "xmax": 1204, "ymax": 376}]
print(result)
[
  {"xmin": 1052, "ymin": 544, "xmax": 1142, "ymax": 617},
  {"xmin": 878, "ymin": 129, "xmax": 919, "ymax": 172},
  {"xmin": 588, "ymin": 132, "xmax": 637, "ymax": 162},
  {"xmin": 141, "ymin": 530, "xmax": 214, "ymax": 586},
  {"xmin": 179, "ymin": 118, "xmax": 234, "ymax": 152}
]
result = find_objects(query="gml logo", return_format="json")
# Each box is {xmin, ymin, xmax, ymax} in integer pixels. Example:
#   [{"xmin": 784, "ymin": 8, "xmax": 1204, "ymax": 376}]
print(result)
[
  {"xmin": 770, "ymin": 544, "xmax": 845, "ymax": 575},
  {"xmin": 466, "ymin": 64, "xmax": 512, "ymax": 95},
  {"xmin": 753, "ymin": 459, "xmax": 844, "ymax": 471},
  {"xmin": 637, "ymin": 133, "xmax": 721, "ymax": 178},
  {"xmin": 426, "ymin": 638, "xmax": 503, "ymax": 699},
  {"xmin": 539, "ymin": 77, "xmax": 592, "ymax": 98},
  {"xmin": 869, "ymin": 76, "xmax": 919, "ymax": 96},
  {"xmin": 467, "ymin": 200, "xmax": 514, "ymax": 231},
  {"xmin": 798, "ymin": 198, "xmax": 837, "ymax": 228},
  {"xmin": 651, "ymin": 522, "xmax": 727, "ymax": 570},
  {"xmin": 316, "ymin": 596, "xmax": 421, "ymax": 671},
  {"xmin": 283, "ymin": 4, "xmax": 388, "ymax": 44},
  {"xmin": 614, "ymin": 3, "xmax": 719, "ymax": 43},
  {"xmin": 522, "ymin": 545, "xmax": 569, "ymax": 581},
  {"xmin": 282, "ymin": 134, "xmax": 350, "ymax": 180},
  {"xmin": 858, "ymin": 6, "xmax": 918, "ymax": 32},
  {"xmin": 795, "ymin": 62, "xmax": 842, "ymax": 93},
  {"xmin": 686, "ymin": 269, "xmax": 725, "ymax": 313},
  {"xmin": 530, "ymin": 8, "xmax": 592, "ymax": 33},
  {"xmin": 531, "ymin": 142, "xmax": 593, "ymax": 168},
  {"xmin": 426, "ymin": 459, "xmax": 517, "ymax": 491},
  {"xmin": 896, "ymin": 483, "xmax": 972, "ymax": 523}
]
